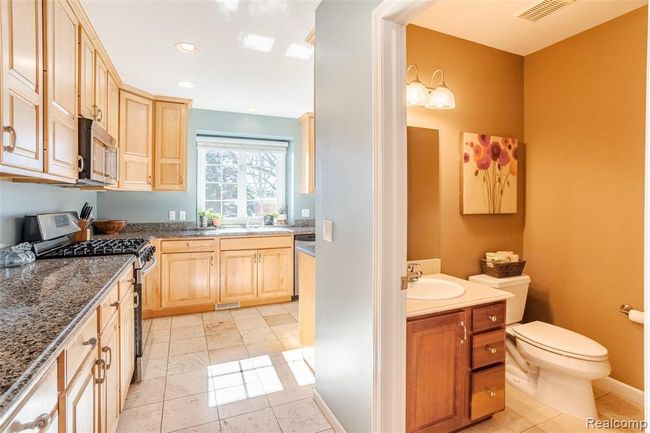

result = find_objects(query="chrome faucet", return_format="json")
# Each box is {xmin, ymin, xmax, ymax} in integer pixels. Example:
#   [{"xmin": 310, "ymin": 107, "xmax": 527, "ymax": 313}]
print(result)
[{"xmin": 406, "ymin": 263, "xmax": 423, "ymax": 282}]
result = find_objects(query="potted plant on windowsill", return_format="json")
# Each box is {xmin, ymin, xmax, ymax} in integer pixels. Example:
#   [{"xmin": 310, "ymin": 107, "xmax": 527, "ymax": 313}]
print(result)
[
  {"xmin": 211, "ymin": 213, "xmax": 223, "ymax": 227},
  {"xmin": 275, "ymin": 208, "xmax": 288, "ymax": 226},
  {"xmin": 198, "ymin": 210, "xmax": 210, "ymax": 228},
  {"xmin": 263, "ymin": 212, "xmax": 279, "ymax": 226}
]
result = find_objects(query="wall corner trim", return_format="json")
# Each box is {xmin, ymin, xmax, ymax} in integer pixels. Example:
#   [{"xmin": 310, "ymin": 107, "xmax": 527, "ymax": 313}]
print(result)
[
  {"xmin": 594, "ymin": 377, "xmax": 644, "ymax": 407},
  {"xmin": 313, "ymin": 389, "xmax": 347, "ymax": 433}
]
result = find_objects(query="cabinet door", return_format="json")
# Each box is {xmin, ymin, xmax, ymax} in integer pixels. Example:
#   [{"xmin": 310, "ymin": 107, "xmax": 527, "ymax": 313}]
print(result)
[
  {"xmin": 78, "ymin": 27, "xmax": 95, "ymax": 119},
  {"xmin": 118, "ymin": 91, "xmax": 152, "ymax": 190},
  {"xmin": 106, "ymin": 74, "xmax": 119, "ymax": 140},
  {"xmin": 61, "ymin": 353, "xmax": 100, "ymax": 433},
  {"xmin": 0, "ymin": 0, "xmax": 44, "ymax": 172},
  {"xmin": 118, "ymin": 285, "xmax": 134, "ymax": 411},
  {"xmin": 45, "ymin": 0, "xmax": 78, "ymax": 180},
  {"xmin": 161, "ymin": 252, "xmax": 216, "ymax": 308},
  {"xmin": 257, "ymin": 248, "xmax": 293, "ymax": 299},
  {"xmin": 142, "ymin": 239, "xmax": 161, "ymax": 314},
  {"xmin": 406, "ymin": 311, "xmax": 468, "ymax": 433},
  {"xmin": 220, "ymin": 250, "xmax": 257, "ymax": 303},
  {"xmin": 153, "ymin": 101, "xmax": 187, "ymax": 191},
  {"xmin": 100, "ymin": 315, "xmax": 120, "ymax": 433},
  {"xmin": 94, "ymin": 54, "xmax": 108, "ymax": 130}
]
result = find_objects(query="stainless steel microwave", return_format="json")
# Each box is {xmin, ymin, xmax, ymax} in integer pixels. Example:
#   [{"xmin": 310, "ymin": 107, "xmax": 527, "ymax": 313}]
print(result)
[{"xmin": 77, "ymin": 117, "xmax": 117, "ymax": 185}]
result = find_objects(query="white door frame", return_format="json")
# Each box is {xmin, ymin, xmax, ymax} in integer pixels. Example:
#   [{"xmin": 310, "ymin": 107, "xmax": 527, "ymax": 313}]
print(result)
[{"xmin": 371, "ymin": 2, "xmax": 435, "ymax": 432}]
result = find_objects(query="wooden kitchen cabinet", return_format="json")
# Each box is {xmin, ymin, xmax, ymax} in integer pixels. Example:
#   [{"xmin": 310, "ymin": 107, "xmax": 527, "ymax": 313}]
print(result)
[
  {"xmin": 153, "ymin": 101, "xmax": 187, "ymax": 191},
  {"xmin": 78, "ymin": 26, "xmax": 95, "ymax": 120},
  {"xmin": 106, "ymin": 74, "xmax": 119, "ymax": 141},
  {"xmin": 220, "ymin": 250, "xmax": 258, "ymax": 303},
  {"xmin": 0, "ymin": 0, "xmax": 45, "ymax": 174},
  {"xmin": 99, "ymin": 313, "xmax": 119, "ymax": 433},
  {"xmin": 118, "ymin": 90, "xmax": 153, "ymax": 190},
  {"xmin": 161, "ymin": 251, "xmax": 217, "ymax": 308},
  {"xmin": 44, "ymin": 0, "xmax": 78, "ymax": 181},
  {"xmin": 257, "ymin": 248, "xmax": 293, "ymax": 299},
  {"xmin": 406, "ymin": 301, "xmax": 506, "ymax": 433},
  {"xmin": 94, "ymin": 55, "xmax": 108, "ymax": 131},
  {"xmin": 117, "ymin": 279, "xmax": 135, "ymax": 410},
  {"xmin": 60, "ymin": 351, "xmax": 100, "ymax": 433}
]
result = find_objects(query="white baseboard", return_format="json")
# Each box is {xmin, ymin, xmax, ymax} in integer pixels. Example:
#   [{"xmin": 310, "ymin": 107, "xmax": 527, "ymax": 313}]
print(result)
[
  {"xmin": 595, "ymin": 377, "xmax": 644, "ymax": 406},
  {"xmin": 313, "ymin": 389, "xmax": 347, "ymax": 433}
]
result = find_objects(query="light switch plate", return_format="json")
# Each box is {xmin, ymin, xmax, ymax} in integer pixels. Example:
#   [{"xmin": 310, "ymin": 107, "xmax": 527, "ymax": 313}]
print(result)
[
  {"xmin": 301, "ymin": 209, "xmax": 310, "ymax": 218},
  {"xmin": 168, "ymin": 210, "xmax": 176, "ymax": 221},
  {"xmin": 323, "ymin": 219, "xmax": 333, "ymax": 242},
  {"xmin": 179, "ymin": 211, "xmax": 187, "ymax": 221}
]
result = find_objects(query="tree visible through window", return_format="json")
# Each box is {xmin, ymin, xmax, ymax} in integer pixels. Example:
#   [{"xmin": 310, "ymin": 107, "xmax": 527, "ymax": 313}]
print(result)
[{"xmin": 197, "ymin": 138, "xmax": 286, "ymax": 221}]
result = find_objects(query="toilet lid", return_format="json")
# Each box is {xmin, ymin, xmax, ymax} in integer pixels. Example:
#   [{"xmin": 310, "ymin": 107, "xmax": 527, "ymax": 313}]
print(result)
[{"xmin": 511, "ymin": 321, "xmax": 608, "ymax": 361}]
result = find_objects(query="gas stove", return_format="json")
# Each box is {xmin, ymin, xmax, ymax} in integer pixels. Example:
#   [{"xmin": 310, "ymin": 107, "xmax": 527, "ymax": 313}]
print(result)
[{"xmin": 39, "ymin": 238, "xmax": 150, "ymax": 258}]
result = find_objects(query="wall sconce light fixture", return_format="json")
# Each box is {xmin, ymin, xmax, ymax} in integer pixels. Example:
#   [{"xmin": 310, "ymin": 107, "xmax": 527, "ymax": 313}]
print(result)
[{"xmin": 406, "ymin": 64, "xmax": 456, "ymax": 109}]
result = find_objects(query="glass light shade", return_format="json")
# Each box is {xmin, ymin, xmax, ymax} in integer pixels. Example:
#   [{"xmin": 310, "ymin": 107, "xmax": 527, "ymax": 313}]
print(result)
[
  {"xmin": 406, "ymin": 81, "xmax": 429, "ymax": 106},
  {"xmin": 425, "ymin": 84, "xmax": 456, "ymax": 109}
]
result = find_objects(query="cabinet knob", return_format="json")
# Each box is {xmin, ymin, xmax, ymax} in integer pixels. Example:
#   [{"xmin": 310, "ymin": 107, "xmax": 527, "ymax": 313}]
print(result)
[
  {"xmin": 485, "ymin": 345, "xmax": 497, "ymax": 354},
  {"xmin": 83, "ymin": 336, "xmax": 98, "ymax": 347},
  {"xmin": 487, "ymin": 314, "xmax": 498, "ymax": 322},
  {"xmin": 110, "ymin": 301, "xmax": 120, "ymax": 309},
  {"xmin": 486, "ymin": 389, "xmax": 497, "ymax": 398},
  {"xmin": 2, "ymin": 125, "xmax": 16, "ymax": 152}
]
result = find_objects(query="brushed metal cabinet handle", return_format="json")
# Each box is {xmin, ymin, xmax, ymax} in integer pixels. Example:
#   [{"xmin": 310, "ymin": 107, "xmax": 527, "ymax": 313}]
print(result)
[
  {"xmin": 102, "ymin": 346, "xmax": 112, "ymax": 370},
  {"xmin": 83, "ymin": 336, "xmax": 98, "ymax": 347},
  {"xmin": 3, "ymin": 125, "xmax": 16, "ymax": 152},
  {"xmin": 94, "ymin": 358, "xmax": 106, "ymax": 384},
  {"xmin": 13, "ymin": 412, "xmax": 52, "ymax": 431}
]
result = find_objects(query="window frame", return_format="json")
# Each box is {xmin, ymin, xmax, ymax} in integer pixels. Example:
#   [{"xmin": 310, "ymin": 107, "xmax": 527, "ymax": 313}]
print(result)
[{"xmin": 197, "ymin": 136, "xmax": 287, "ymax": 223}]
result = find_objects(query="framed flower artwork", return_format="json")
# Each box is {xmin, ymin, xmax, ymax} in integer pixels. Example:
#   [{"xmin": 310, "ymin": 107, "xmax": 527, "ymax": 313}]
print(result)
[{"xmin": 461, "ymin": 132, "xmax": 518, "ymax": 214}]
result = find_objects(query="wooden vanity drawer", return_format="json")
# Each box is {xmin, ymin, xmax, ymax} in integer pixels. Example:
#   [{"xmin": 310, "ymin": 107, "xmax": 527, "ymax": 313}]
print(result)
[
  {"xmin": 470, "ymin": 365, "xmax": 505, "ymax": 420},
  {"xmin": 98, "ymin": 283, "xmax": 119, "ymax": 334},
  {"xmin": 64, "ymin": 310, "xmax": 98, "ymax": 385},
  {"xmin": 1, "ymin": 362, "xmax": 58, "ymax": 433},
  {"xmin": 220, "ymin": 235, "xmax": 293, "ymax": 251},
  {"xmin": 472, "ymin": 329, "xmax": 505, "ymax": 369},
  {"xmin": 161, "ymin": 238, "xmax": 217, "ymax": 253},
  {"xmin": 472, "ymin": 302, "xmax": 506, "ymax": 332}
]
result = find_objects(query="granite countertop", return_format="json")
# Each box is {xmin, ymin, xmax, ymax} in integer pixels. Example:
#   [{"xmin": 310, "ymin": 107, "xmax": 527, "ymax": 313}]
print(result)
[
  {"xmin": 406, "ymin": 273, "xmax": 513, "ymax": 318},
  {"xmin": 95, "ymin": 225, "xmax": 315, "ymax": 240},
  {"xmin": 296, "ymin": 243, "xmax": 316, "ymax": 257},
  {"xmin": 0, "ymin": 255, "xmax": 135, "ymax": 419}
]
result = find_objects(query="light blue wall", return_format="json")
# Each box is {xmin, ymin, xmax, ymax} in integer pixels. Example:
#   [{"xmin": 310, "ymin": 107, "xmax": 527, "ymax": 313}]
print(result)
[
  {"xmin": 314, "ymin": 1, "xmax": 379, "ymax": 432},
  {"xmin": 0, "ymin": 182, "xmax": 97, "ymax": 246},
  {"xmin": 97, "ymin": 108, "xmax": 315, "ymax": 223}
]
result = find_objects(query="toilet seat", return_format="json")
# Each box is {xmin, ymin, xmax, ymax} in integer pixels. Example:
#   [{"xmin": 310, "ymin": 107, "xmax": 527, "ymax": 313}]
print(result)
[{"xmin": 510, "ymin": 321, "xmax": 608, "ymax": 361}]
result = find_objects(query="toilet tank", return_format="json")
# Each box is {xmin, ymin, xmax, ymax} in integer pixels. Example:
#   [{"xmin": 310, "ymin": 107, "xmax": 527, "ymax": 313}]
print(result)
[{"xmin": 468, "ymin": 274, "xmax": 531, "ymax": 325}]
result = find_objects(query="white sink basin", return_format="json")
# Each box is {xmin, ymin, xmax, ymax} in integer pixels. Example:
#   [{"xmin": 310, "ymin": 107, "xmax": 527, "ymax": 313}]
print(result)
[{"xmin": 407, "ymin": 277, "xmax": 466, "ymax": 300}]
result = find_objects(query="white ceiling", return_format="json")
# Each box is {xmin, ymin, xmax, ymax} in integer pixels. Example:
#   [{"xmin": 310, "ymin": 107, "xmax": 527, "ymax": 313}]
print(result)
[
  {"xmin": 81, "ymin": 0, "xmax": 318, "ymax": 118},
  {"xmin": 411, "ymin": 0, "xmax": 647, "ymax": 56}
]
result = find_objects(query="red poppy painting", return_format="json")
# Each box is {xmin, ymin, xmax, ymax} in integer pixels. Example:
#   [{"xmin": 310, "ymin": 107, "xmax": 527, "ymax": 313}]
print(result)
[{"xmin": 462, "ymin": 132, "xmax": 518, "ymax": 214}]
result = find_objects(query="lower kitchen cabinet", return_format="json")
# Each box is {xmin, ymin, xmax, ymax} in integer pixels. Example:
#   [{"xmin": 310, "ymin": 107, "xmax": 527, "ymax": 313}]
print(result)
[
  {"xmin": 60, "ymin": 351, "xmax": 100, "ymax": 433},
  {"xmin": 117, "ymin": 284, "xmax": 135, "ymax": 411},
  {"xmin": 220, "ymin": 250, "xmax": 258, "ymax": 303},
  {"xmin": 99, "ymin": 314, "xmax": 120, "ymax": 433},
  {"xmin": 406, "ymin": 301, "xmax": 506, "ymax": 433},
  {"xmin": 257, "ymin": 248, "xmax": 293, "ymax": 299},
  {"xmin": 161, "ymin": 251, "xmax": 217, "ymax": 309}
]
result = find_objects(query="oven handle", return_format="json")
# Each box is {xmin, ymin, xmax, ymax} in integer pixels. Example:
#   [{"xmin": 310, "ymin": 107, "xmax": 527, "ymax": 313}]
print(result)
[{"xmin": 140, "ymin": 254, "xmax": 157, "ymax": 275}]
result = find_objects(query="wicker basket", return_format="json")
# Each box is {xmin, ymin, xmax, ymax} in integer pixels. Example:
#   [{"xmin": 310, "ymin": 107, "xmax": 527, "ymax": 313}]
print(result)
[{"xmin": 480, "ymin": 259, "xmax": 526, "ymax": 278}]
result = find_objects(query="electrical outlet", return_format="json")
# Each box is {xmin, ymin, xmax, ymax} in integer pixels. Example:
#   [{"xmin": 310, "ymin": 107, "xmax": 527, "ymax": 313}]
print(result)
[
  {"xmin": 168, "ymin": 210, "xmax": 176, "ymax": 221},
  {"xmin": 323, "ymin": 219, "xmax": 333, "ymax": 242},
  {"xmin": 301, "ymin": 209, "xmax": 310, "ymax": 218},
  {"xmin": 179, "ymin": 211, "xmax": 187, "ymax": 221}
]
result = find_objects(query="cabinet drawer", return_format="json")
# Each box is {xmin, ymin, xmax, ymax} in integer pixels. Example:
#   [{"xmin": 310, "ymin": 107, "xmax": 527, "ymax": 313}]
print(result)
[
  {"xmin": 64, "ymin": 310, "xmax": 98, "ymax": 385},
  {"xmin": 220, "ymin": 236, "xmax": 293, "ymax": 251},
  {"xmin": 472, "ymin": 329, "xmax": 505, "ymax": 369},
  {"xmin": 470, "ymin": 365, "xmax": 505, "ymax": 420},
  {"xmin": 472, "ymin": 302, "xmax": 505, "ymax": 332},
  {"xmin": 98, "ymin": 283, "xmax": 119, "ymax": 334},
  {"xmin": 161, "ymin": 238, "xmax": 217, "ymax": 253},
  {"xmin": 1, "ymin": 362, "xmax": 58, "ymax": 433},
  {"xmin": 118, "ymin": 268, "xmax": 135, "ymax": 300}
]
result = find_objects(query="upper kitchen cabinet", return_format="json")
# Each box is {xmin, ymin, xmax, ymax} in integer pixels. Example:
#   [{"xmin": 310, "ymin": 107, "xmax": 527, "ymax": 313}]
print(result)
[
  {"xmin": 78, "ymin": 26, "xmax": 95, "ymax": 120},
  {"xmin": 94, "ymin": 54, "xmax": 108, "ymax": 130},
  {"xmin": 107, "ymin": 73, "xmax": 119, "ymax": 140},
  {"xmin": 153, "ymin": 101, "xmax": 187, "ymax": 191},
  {"xmin": 300, "ymin": 112, "xmax": 315, "ymax": 193},
  {"xmin": 44, "ymin": 0, "xmax": 79, "ymax": 180},
  {"xmin": 119, "ymin": 90, "xmax": 153, "ymax": 190},
  {"xmin": 0, "ymin": 0, "xmax": 45, "ymax": 175}
]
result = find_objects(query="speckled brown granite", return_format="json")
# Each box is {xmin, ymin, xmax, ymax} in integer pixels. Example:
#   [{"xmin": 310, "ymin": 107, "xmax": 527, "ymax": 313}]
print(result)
[
  {"xmin": 95, "ymin": 225, "xmax": 315, "ymax": 240},
  {"xmin": 296, "ymin": 243, "xmax": 316, "ymax": 257},
  {"xmin": 0, "ymin": 255, "xmax": 135, "ymax": 419}
]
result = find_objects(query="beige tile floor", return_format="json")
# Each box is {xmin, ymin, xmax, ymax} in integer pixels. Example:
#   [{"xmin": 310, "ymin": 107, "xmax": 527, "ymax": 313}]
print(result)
[
  {"xmin": 119, "ymin": 302, "xmax": 644, "ymax": 433},
  {"xmin": 117, "ymin": 302, "xmax": 333, "ymax": 433}
]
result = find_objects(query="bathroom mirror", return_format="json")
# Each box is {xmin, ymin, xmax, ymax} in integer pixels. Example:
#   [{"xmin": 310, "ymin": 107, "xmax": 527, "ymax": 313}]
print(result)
[{"xmin": 407, "ymin": 126, "xmax": 441, "ymax": 261}]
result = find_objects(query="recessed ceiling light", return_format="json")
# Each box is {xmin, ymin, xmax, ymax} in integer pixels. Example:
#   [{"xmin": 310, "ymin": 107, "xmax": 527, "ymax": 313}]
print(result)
[
  {"xmin": 175, "ymin": 41, "xmax": 199, "ymax": 54},
  {"xmin": 178, "ymin": 81, "xmax": 195, "ymax": 88},
  {"xmin": 240, "ymin": 33, "xmax": 275, "ymax": 52},
  {"xmin": 285, "ymin": 43, "xmax": 313, "ymax": 60},
  {"xmin": 248, "ymin": 107, "xmax": 256, "ymax": 112}
]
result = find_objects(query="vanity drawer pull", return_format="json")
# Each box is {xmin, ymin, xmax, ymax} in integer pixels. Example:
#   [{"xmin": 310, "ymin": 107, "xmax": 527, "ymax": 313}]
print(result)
[
  {"xmin": 487, "ymin": 314, "xmax": 498, "ymax": 322},
  {"xmin": 485, "ymin": 345, "xmax": 497, "ymax": 354},
  {"xmin": 471, "ymin": 329, "xmax": 505, "ymax": 369},
  {"xmin": 486, "ymin": 389, "xmax": 497, "ymax": 398},
  {"xmin": 472, "ymin": 302, "xmax": 506, "ymax": 331},
  {"xmin": 470, "ymin": 365, "xmax": 505, "ymax": 420}
]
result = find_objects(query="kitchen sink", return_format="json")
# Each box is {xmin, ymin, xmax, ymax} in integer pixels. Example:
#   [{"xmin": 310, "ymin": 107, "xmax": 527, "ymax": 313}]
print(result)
[{"xmin": 407, "ymin": 277, "xmax": 466, "ymax": 300}]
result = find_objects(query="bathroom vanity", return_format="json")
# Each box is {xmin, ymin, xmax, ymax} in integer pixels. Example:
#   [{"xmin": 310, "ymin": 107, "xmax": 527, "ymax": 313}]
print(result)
[{"xmin": 406, "ymin": 274, "xmax": 512, "ymax": 433}]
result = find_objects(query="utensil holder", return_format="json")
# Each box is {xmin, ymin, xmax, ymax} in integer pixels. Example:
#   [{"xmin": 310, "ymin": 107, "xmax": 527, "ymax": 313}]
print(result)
[{"xmin": 72, "ymin": 220, "xmax": 91, "ymax": 242}]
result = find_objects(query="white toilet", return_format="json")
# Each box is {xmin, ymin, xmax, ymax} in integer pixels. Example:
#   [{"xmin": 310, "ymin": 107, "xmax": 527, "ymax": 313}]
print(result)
[{"xmin": 469, "ymin": 274, "xmax": 611, "ymax": 419}]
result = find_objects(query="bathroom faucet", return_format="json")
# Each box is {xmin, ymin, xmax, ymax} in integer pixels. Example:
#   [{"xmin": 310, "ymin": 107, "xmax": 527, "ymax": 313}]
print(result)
[{"xmin": 406, "ymin": 263, "xmax": 423, "ymax": 282}]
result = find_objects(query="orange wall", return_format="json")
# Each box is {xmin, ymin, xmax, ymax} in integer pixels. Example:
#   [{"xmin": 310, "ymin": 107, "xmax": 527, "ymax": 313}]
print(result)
[
  {"xmin": 523, "ymin": 7, "xmax": 647, "ymax": 389},
  {"xmin": 407, "ymin": 25, "xmax": 525, "ymax": 278}
]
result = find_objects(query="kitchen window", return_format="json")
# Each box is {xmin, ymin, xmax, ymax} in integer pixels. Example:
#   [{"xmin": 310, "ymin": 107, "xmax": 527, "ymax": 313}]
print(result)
[{"xmin": 197, "ymin": 136, "xmax": 287, "ymax": 222}]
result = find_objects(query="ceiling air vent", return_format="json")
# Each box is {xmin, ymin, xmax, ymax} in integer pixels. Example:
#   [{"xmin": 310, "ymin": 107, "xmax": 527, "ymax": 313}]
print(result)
[{"xmin": 516, "ymin": 0, "xmax": 576, "ymax": 23}]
